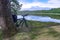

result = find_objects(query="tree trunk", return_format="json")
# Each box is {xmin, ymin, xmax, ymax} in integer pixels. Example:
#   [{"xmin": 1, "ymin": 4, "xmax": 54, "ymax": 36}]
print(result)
[{"xmin": 0, "ymin": 0, "xmax": 17, "ymax": 40}]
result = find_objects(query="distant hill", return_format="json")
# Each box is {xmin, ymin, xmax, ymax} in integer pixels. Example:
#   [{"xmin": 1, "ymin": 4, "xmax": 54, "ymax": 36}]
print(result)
[
  {"xmin": 49, "ymin": 8, "xmax": 60, "ymax": 13},
  {"xmin": 19, "ymin": 8, "xmax": 60, "ymax": 15},
  {"xmin": 30, "ymin": 8, "xmax": 60, "ymax": 13}
]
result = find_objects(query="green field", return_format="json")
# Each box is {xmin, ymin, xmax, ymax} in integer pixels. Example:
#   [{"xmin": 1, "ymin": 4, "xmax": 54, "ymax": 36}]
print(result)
[
  {"xmin": 0, "ymin": 20, "xmax": 60, "ymax": 40},
  {"xmin": 10, "ymin": 21, "xmax": 60, "ymax": 40}
]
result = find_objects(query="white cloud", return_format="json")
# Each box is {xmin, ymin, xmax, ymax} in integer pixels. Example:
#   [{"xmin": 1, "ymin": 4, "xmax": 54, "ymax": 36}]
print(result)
[
  {"xmin": 47, "ymin": 0, "xmax": 60, "ymax": 8},
  {"xmin": 19, "ymin": 0, "xmax": 60, "ymax": 10},
  {"xmin": 48, "ymin": 0, "xmax": 60, "ymax": 3}
]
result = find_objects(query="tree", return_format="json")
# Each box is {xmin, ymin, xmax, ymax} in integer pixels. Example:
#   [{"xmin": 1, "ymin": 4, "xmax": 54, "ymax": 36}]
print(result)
[
  {"xmin": 0, "ymin": 0, "xmax": 21, "ymax": 40},
  {"xmin": 11, "ymin": 0, "xmax": 22, "ymax": 15}
]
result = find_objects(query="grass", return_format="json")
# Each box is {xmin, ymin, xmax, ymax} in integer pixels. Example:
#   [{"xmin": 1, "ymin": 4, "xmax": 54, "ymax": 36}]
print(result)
[
  {"xmin": 10, "ymin": 20, "xmax": 60, "ymax": 40},
  {"xmin": 0, "ymin": 21, "xmax": 60, "ymax": 40},
  {"xmin": 27, "ymin": 21, "xmax": 60, "ymax": 28},
  {"xmin": 47, "ymin": 28, "xmax": 60, "ymax": 37}
]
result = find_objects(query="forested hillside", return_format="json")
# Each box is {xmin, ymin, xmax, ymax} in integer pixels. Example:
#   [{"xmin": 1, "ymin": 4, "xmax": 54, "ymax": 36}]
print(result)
[{"xmin": 19, "ymin": 8, "xmax": 60, "ymax": 14}]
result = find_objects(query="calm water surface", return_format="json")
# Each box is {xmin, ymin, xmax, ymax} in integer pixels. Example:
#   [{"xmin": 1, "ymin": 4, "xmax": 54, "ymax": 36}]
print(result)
[{"xmin": 17, "ymin": 15, "xmax": 60, "ymax": 23}]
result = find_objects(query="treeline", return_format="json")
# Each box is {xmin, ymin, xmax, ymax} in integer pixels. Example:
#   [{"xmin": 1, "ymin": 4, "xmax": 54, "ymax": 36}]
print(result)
[
  {"xmin": 19, "ymin": 8, "xmax": 60, "ymax": 15},
  {"xmin": 32, "ymin": 8, "xmax": 60, "ymax": 13}
]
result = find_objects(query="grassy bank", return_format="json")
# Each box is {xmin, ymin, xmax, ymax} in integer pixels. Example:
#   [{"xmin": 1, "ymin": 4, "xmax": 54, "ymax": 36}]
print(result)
[
  {"xmin": 0, "ymin": 20, "xmax": 60, "ymax": 40},
  {"xmin": 10, "ymin": 21, "xmax": 60, "ymax": 40}
]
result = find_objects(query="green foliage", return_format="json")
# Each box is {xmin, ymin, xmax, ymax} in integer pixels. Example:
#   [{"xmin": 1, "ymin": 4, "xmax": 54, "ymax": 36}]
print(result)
[
  {"xmin": 11, "ymin": 0, "xmax": 19, "ymax": 5},
  {"xmin": 11, "ymin": 0, "xmax": 22, "ymax": 15}
]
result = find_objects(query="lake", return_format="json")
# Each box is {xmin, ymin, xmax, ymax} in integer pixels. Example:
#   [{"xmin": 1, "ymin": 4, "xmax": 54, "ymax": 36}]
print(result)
[{"xmin": 17, "ymin": 15, "xmax": 60, "ymax": 23}]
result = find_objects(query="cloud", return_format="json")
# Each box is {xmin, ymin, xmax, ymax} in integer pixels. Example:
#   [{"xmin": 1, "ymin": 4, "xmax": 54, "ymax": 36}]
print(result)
[
  {"xmin": 19, "ymin": 0, "xmax": 60, "ymax": 10},
  {"xmin": 47, "ymin": 0, "xmax": 60, "ymax": 8}
]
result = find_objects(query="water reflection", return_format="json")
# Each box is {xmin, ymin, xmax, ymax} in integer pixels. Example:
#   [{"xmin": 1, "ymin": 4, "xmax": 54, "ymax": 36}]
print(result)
[{"xmin": 17, "ymin": 15, "xmax": 60, "ymax": 23}]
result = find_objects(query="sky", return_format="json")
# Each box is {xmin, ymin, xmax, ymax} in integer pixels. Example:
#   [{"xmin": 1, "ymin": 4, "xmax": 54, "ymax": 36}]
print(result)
[{"xmin": 18, "ymin": 0, "xmax": 60, "ymax": 11}]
